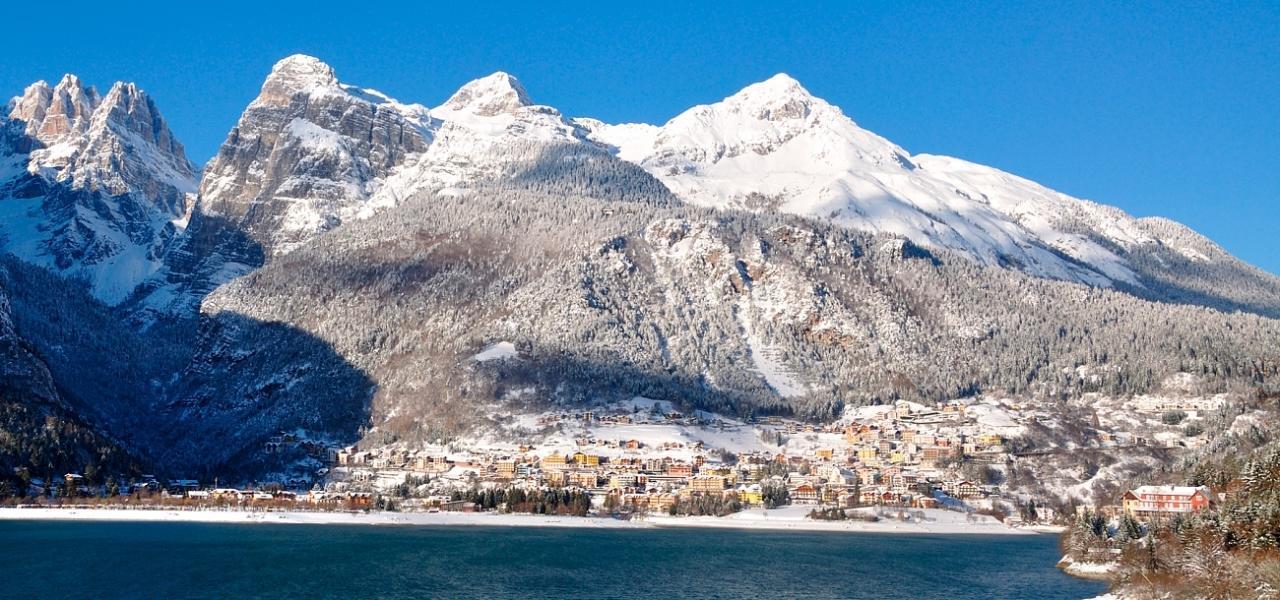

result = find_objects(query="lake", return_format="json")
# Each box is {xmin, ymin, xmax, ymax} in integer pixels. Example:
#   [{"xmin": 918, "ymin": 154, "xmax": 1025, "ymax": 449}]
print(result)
[{"xmin": 0, "ymin": 520, "xmax": 1106, "ymax": 599}]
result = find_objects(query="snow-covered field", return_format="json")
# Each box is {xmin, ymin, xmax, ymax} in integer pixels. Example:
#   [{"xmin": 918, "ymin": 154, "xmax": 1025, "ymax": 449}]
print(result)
[{"xmin": 0, "ymin": 506, "xmax": 1030, "ymax": 535}]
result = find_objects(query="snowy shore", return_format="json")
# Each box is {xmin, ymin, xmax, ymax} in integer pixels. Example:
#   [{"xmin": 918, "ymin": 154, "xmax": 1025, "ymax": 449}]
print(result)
[
  {"xmin": 0, "ymin": 506, "xmax": 1033, "ymax": 535},
  {"xmin": 648, "ymin": 506, "xmax": 1034, "ymax": 535},
  {"xmin": 1057, "ymin": 555, "xmax": 1119, "ymax": 581}
]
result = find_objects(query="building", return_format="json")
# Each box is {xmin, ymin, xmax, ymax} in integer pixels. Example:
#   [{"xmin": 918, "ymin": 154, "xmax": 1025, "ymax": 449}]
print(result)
[
  {"xmin": 790, "ymin": 483, "xmax": 819, "ymax": 504},
  {"xmin": 570, "ymin": 470, "xmax": 599, "ymax": 488},
  {"xmin": 949, "ymin": 480, "xmax": 982, "ymax": 500},
  {"xmin": 541, "ymin": 453, "xmax": 568, "ymax": 471},
  {"xmin": 666, "ymin": 463, "xmax": 694, "ymax": 477},
  {"xmin": 1122, "ymin": 485, "xmax": 1212, "ymax": 520},
  {"xmin": 688, "ymin": 475, "xmax": 727, "ymax": 493},
  {"xmin": 735, "ymin": 486, "xmax": 763, "ymax": 506}
]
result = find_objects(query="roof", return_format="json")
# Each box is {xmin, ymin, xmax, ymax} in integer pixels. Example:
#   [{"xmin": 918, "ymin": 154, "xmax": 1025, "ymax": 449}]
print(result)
[{"xmin": 1130, "ymin": 485, "xmax": 1210, "ymax": 497}]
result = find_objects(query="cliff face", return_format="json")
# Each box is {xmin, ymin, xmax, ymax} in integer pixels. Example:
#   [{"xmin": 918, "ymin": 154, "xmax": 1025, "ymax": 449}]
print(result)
[{"xmin": 195, "ymin": 55, "xmax": 431, "ymax": 258}]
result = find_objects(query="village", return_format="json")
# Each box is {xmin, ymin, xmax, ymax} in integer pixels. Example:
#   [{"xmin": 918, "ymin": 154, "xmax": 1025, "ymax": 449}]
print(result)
[
  {"xmin": 4, "ymin": 390, "xmax": 1232, "ymax": 530},
  {"xmin": 294, "ymin": 398, "xmax": 1051, "ymax": 522}
]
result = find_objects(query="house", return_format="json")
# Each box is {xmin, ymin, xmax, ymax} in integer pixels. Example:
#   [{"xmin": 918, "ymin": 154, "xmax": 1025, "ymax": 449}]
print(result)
[
  {"xmin": 211, "ymin": 488, "xmax": 243, "ymax": 501},
  {"xmin": 950, "ymin": 480, "xmax": 983, "ymax": 499},
  {"xmin": 977, "ymin": 433, "xmax": 1004, "ymax": 447},
  {"xmin": 735, "ymin": 486, "xmax": 763, "ymax": 506},
  {"xmin": 790, "ymin": 483, "xmax": 819, "ymax": 504},
  {"xmin": 1122, "ymin": 485, "xmax": 1212, "ymax": 520},
  {"xmin": 570, "ymin": 470, "xmax": 599, "ymax": 488}
]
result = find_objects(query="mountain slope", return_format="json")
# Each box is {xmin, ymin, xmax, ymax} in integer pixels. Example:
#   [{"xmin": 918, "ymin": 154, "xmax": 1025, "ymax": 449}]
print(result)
[
  {"xmin": 132, "ymin": 57, "xmax": 608, "ymax": 318},
  {"xmin": 579, "ymin": 74, "xmax": 1280, "ymax": 316},
  {"xmin": 0, "ymin": 272, "xmax": 141, "ymax": 484},
  {"xmin": 0, "ymin": 56, "xmax": 1277, "ymax": 482},
  {"xmin": 177, "ymin": 159, "xmax": 1280, "ymax": 466}
]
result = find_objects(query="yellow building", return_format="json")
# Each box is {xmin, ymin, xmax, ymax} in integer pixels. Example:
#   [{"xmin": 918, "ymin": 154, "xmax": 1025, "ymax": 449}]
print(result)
[
  {"xmin": 688, "ymin": 475, "xmax": 727, "ymax": 493},
  {"xmin": 736, "ymin": 489, "xmax": 763, "ymax": 506},
  {"xmin": 542, "ymin": 453, "xmax": 567, "ymax": 470}
]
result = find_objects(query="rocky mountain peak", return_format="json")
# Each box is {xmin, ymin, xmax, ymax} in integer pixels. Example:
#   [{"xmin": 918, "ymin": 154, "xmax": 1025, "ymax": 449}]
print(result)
[
  {"xmin": 8, "ymin": 81, "xmax": 52, "ymax": 132},
  {"xmin": 729, "ymin": 73, "xmax": 820, "ymax": 121},
  {"xmin": 436, "ymin": 71, "xmax": 533, "ymax": 117},
  {"xmin": 95, "ymin": 81, "xmax": 188, "ymax": 159},
  {"xmin": 7, "ymin": 74, "xmax": 102, "ymax": 142},
  {"xmin": 255, "ymin": 54, "xmax": 341, "ymax": 107},
  {"xmin": 151, "ymin": 54, "xmax": 434, "ymax": 314},
  {"xmin": 0, "ymin": 73, "xmax": 196, "ymax": 306}
]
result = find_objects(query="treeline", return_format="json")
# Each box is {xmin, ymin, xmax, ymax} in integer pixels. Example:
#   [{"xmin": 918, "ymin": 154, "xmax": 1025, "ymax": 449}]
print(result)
[{"xmin": 450, "ymin": 487, "xmax": 592, "ymax": 517}]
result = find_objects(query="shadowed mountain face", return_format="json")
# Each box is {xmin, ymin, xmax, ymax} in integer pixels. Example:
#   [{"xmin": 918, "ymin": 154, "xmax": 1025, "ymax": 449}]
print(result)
[
  {"xmin": 0, "ymin": 268, "xmax": 143, "ymax": 482},
  {"xmin": 155, "ymin": 311, "xmax": 376, "ymax": 478},
  {"xmin": 0, "ymin": 255, "xmax": 375, "ymax": 479}
]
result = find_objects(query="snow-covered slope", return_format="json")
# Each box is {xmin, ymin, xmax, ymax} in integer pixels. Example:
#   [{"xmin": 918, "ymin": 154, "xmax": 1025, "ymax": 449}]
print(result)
[
  {"xmin": 0, "ymin": 75, "xmax": 196, "ymax": 304},
  {"xmin": 366, "ymin": 70, "xmax": 596, "ymax": 206},
  {"xmin": 190, "ymin": 56, "xmax": 594, "ymax": 260},
  {"xmin": 578, "ymin": 74, "xmax": 1279, "ymax": 304}
]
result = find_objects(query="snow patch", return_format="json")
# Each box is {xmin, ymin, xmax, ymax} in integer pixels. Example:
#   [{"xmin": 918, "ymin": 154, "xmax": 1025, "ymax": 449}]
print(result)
[{"xmin": 474, "ymin": 341, "xmax": 518, "ymax": 362}]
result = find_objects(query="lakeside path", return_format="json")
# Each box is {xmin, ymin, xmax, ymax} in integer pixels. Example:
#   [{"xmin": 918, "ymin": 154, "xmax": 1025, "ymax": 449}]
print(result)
[{"xmin": 0, "ymin": 505, "xmax": 1035, "ymax": 535}]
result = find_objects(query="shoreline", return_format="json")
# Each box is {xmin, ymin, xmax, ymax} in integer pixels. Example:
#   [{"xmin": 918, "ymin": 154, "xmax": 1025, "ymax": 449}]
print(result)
[{"xmin": 0, "ymin": 506, "xmax": 1037, "ymax": 536}]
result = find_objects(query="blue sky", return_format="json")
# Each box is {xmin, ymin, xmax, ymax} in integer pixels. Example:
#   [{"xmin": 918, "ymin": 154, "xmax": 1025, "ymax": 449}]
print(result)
[{"xmin": 3, "ymin": 2, "xmax": 1277, "ymax": 273}]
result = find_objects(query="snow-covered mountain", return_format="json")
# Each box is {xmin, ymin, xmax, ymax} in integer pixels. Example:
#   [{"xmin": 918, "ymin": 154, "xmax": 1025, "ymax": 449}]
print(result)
[
  {"xmin": 1, "ymin": 55, "xmax": 1278, "ymax": 479},
  {"xmin": 577, "ymin": 74, "xmax": 1280, "ymax": 312},
  {"xmin": 7, "ymin": 57, "xmax": 1269, "ymax": 320},
  {"xmin": 129, "ymin": 56, "xmax": 606, "ymax": 317},
  {"xmin": 0, "ymin": 74, "xmax": 196, "ymax": 304},
  {"xmin": 196, "ymin": 54, "xmax": 431, "ymax": 258},
  {"xmin": 191, "ymin": 54, "xmax": 595, "ymax": 258}
]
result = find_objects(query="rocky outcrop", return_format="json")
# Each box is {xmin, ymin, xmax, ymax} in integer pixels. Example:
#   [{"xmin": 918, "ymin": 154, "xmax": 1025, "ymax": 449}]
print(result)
[{"xmin": 195, "ymin": 54, "xmax": 431, "ymax": 257}]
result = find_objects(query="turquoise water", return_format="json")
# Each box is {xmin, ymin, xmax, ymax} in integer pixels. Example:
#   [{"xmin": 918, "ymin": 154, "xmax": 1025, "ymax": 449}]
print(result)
[{"xmin": 0, "ymin": 521, "xmax": 1106, "ymax": 599}]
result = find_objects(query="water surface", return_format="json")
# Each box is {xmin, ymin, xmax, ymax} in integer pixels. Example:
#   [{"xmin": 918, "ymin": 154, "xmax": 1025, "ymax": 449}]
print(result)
[{"xmin": 0, "ymin": 520, "xmax": 1106, "ymax": 599}]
